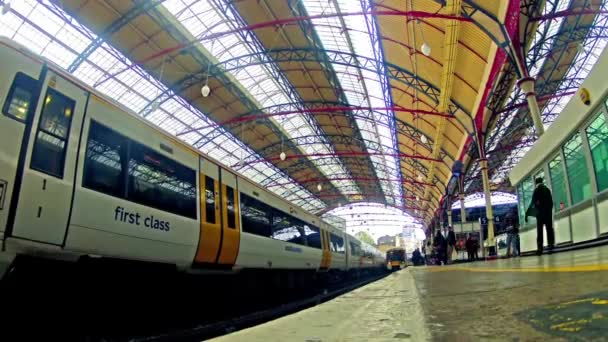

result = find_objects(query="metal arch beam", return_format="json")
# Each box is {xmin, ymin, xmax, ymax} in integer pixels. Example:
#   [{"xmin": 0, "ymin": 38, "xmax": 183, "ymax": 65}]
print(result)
[
  {"xmin": 209, "ymin": 48, "xmax": 471, "ymax": 116},
  {"xmin": 67, "ymin": 0, "xmax": 167, "ymax": 73},
  {"xmin": 183, "ymin": 100, "xmax": 457, "ymax": 157},
  {"xmin": 136, "ymin": 4, "xmax": 347, "ymax": 205}
]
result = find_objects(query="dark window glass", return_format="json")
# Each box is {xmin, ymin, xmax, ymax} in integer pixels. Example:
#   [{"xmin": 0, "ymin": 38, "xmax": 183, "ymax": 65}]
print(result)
[
  {"xmin": 586, "ymin": 112, "xmax": 608, "ymax": 192},
  {"xmin": 240, "ymin": 194, "xmax": 272, "ymax": 237},
  {"xmin": 330, "ymin": 233, "xmax": 345, "ymax": 254},
  {"xmin": 30, "ymin": 88, "xmax": 75, "ymax": 177},
  {"xmin": 205, "ymin": 176, "xmax": 216, "ymax": 223},
  {"xmin": 127, "ymin": 142, "xmax": 196, "ymax": 218},
  {"xmin": 83, "ymin": 121, "xmax": 196, "ymax": 219},
  {"xmin": 304, "ymin": 225, "xmax": 322, "ymax": 249},
  {"xmin": 226, "ymin": 185, "xmax": 236, "ymax": 229},
  {"xmin": 83, "ymin": 121, "xmax": 127, "ymax": 197},
  {"xmin": 350, "ymin": 241, "xmax": 361, "ymax": 256},
  {"xmin": 3, "ymin": 72, "xmax": 37, "ymax": 122},
  {"xmin": 272, "ymin": 209, "xmax": 306, "ymax": 245}
]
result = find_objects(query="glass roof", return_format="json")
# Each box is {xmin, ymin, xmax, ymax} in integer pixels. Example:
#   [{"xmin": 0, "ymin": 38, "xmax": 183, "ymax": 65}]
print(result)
[
  {"xmin": 302, "ymin": 0, "xmax": 404, "ymax": 207},
  {"xmin": 162, "ymin": 0, "xmax": 361, "ymax": 199},
  {"xmin": 0, "ymin": 0, "xmax": 325, "ymax": 212}
]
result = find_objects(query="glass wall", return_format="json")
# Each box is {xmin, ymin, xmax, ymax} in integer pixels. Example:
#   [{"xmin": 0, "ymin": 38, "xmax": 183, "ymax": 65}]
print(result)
[
  {"xmin": 563, "ymin": 132, "xmax": 592, "ymax": 204},
  {"xmin": 586, "ymin": 112, "xmax": 608, "ymax": 192},
  {"xmin": 522, "ymin": 176, "xmax": 537, "ymax": 224},
  {"xmin": 548, "ymin": 154, "xmax": 568, "ymax": 210}
]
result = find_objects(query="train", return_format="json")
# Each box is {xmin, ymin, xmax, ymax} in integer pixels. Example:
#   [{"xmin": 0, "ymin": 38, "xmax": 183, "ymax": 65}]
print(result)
[
  {"xmin": 0, "ymin": 37, "xmax": 386, "ymax": 281},
  {"xmin": 385, "ymin": 247, "xmax": 407, "ymax": 271}
]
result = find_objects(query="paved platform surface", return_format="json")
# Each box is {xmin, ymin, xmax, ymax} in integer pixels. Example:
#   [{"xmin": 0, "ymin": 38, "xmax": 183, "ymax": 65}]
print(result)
[{"xmin": 211, "ymin": 246, "xmax": 608, "ymax": 341}]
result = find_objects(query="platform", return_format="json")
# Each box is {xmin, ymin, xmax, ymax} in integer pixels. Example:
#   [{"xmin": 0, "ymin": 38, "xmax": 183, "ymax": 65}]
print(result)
[{"xmin": 212, "ymin": 246, "xmax": 608, "ymax": 341}]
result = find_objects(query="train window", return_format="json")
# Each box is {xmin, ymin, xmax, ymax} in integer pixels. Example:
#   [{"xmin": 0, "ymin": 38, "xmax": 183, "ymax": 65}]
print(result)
[
  {"xmin": 83, "ymin": 121, "xmax": 127, "ymax": 197},
  {"xmin": 586, "ymin": 112, "xmax": 608, "ymax": 192},
  {"xmin": 83, "ymin": 121, "xmax": 197, "ymax": 219},
  {"xmin": 226, "ymin": 185, "xmax": 236, "ymax": 229},
  {"xmin": 3, "ymin": 72, "xmax": 37, "ymax": 122},
  {"xmin": 563, "ymin": 132, "xmax": 592, "ymax": 204},
  {"xmin": 204, "ymin": 176, "xmax": 216, "ymax": 224},
  {"xmin": 127, "ymin": 142, "xmax": 197, "ymax": 218},
  {"xmin": 240, "ymin": 193, "xmax": 272, "ymax": 237},
  {"xmin": 272, "ymin": 209, "xmax": 305, "ymax": 246},
  {"xmin": 30, "ymin": 88, "xmax": 75, "ymax": 178},
  {"xmin": 330, "ymin": 234, "xmax": 345, "ymax": 254},
  {"xmin": 350, "ymin": 242, "xmax": 361, "ymax": 256},
  {"xmin": 549, "ymin": 155, "xmax": 568, "ymax": 210},
  {"xmin": 304, "ymin": 225, "xmax": 322, "ymax": 249}
]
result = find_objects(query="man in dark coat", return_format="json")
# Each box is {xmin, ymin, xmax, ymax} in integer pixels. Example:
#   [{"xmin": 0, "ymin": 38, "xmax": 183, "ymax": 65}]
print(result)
[{"xmin": 526, "ymin": 177, "xmax": 554, "ymax": 255}]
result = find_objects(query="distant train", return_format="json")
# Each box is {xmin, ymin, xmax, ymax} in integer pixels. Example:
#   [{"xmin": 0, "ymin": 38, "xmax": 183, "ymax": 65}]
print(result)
[
  {"xmin": 0, "ymin": 38, "xmax": 385, "ymax": 278},
  {"xmin": 386, "ymin": 247, "xmax": 407, "ymax": 271}
]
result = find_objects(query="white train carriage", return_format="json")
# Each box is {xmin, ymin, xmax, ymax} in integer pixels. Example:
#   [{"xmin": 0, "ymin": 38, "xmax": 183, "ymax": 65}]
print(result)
[{"xmin": 0, "ymin": 37, "xmax": 385, "ymax": 275}]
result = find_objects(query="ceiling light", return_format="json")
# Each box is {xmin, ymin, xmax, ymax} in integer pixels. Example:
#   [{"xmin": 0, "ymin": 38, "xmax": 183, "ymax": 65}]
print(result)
[
  {"xmin": 420, "ymin": 134, "xmax": 427, "ymax": 144},
  {"xmin": 279, "ymin": 151, "xmax": 286, "ymax": 161},
  {"xmin": 417, "ymin": 174, "xmax": 423, "ymax": 181},
  {"xmin": 421, "ymin": 42, "xmax": 431, "ymax": 57},
  {"xmin": 201, "ymin": 84, "xmax": 211, "ymax": 97},
  {"xmin": 317, "ymin": 183, "xmax": 322, "ymax": 192}
]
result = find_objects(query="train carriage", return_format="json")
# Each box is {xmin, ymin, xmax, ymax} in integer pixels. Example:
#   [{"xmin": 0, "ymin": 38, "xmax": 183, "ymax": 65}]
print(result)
[{"xmin": 0, "ymin": 37, "xmax": 385, "ymax": 277}]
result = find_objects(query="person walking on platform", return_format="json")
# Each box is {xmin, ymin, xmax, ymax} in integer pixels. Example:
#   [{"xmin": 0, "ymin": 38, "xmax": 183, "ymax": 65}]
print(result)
[
  {"xmin": 505, "ymin": 210, "xmax": 520, "ymax": 258},
  {"xmin": 433, "ymin": 230, "xmax": 447, "ymax": 265},
  {"xmin": 446, "ymin": 226, "xmax": 456, "ymax": 264},
  {"xmin": 526, "ymin": 177, "xmax": 554, "ymax": 255}
]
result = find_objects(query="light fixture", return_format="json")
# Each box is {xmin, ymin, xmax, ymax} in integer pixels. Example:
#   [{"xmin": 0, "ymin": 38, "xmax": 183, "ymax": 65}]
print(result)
[
  {"xmin": 416, "ymin": 195, "xmax": 419, "ymax": 201},
  {"xmin": 279, "ymin": 151, "xmax": 286, "ymax": 161},
  {"xmin": 201, "ymin": 84, "xmax": 211, "ymax": 97},
  {"xmin": 1, "ymin": 2, "xmax": 10, "ymax": 15},
  {"xmin": 420, "ymin": 134, "xmax": 427, "ymax": 144},
  {"xmin": 317, "ymin": 183, "xmax": 322, "ymax": 191},
  {"xmin": 417, "ymin": 174, "xmax": 423, "ymax": 181},
  {"xmin": 421, "ymin": 42, "xmax": 431, "ymax": 57}
]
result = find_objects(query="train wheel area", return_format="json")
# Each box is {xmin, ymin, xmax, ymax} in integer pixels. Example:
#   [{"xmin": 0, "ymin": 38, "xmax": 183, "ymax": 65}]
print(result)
[
  {"xmin": 0, "ymin": 255, "xmax": 387, "ymax": 340},
  {"xmin": 211, "ymin": 245, "xmax": 608, "ymax": 341}
]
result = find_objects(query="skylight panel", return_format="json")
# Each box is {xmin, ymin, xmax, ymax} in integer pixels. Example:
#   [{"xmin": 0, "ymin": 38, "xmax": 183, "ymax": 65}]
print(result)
[
  {"xmin": 0, "ymin": 0, "xmax": 325, "ymax": 213},
  {"xmin": 162, "ymin": 0, "xmax": 360, "ymax": 199},
  {"xmin": 303, "ymin": 0, "xmax": 403, "ymax": 207}
]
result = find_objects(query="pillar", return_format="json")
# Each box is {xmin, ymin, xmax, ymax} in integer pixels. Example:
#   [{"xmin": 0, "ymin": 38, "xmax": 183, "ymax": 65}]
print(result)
[
  {"xmin": 517, "ymin": 77, "xmax": 544, "ymax": 136},
  {"xmin": 459, "ymin": 193, "xmax": 466, "ymax": 230},
  {"xmin": 479, "ymin": 158, "xmax": 495, "ymax": 249},
  {"xmin": 447, "ymin": 200, "xmax": 453, "ymax": 228}
]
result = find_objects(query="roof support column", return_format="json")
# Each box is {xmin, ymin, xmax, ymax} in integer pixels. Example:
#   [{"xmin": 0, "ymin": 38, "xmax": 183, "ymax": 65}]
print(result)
[
  {"xmin": 459, "ymin": 193, "xmax": 466, "ymax": 231},
  {"xmin": 479, "ymin": 157, "xmax": 495, "ymax": 253},
  {"xmin": 517, "ymin": 77, "xmax": 545, "ymax": 136}
]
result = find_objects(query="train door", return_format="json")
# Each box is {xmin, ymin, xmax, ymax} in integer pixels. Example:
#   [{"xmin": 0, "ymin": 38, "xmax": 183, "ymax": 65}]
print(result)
[
  {"xmin": 10, "ymin": 71, "xmax": 88, "ymax": 245},
  {"xmin": 217, "ymin": 169, "xmax": 240, "ymax": 265},
  {"xmin": 320, "ymin": 230, "xmax": 331, "ymax": 270},
  {"xmin": 0, "ymin": 52, "xmax": 44, "ymax": 240},
  {"xmin": 195, "ymin": 157, "xmax": 222, "ymax": 264}
]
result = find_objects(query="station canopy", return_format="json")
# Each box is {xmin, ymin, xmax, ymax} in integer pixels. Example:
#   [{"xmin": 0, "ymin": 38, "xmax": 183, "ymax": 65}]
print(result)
[{"xmin": 1, "ymin": 0, "xmax": 606, "ymax": 224}]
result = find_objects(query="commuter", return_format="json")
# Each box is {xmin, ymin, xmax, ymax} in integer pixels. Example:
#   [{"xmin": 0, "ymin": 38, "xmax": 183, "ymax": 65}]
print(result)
[
  {"xmin": 433, "ymin": 230, "xmax": 447, "ymax": 265},
  {"xmin": 505, "ymin": 210, "xmax": 520, "ymax": 257},
  {"xmin": 526, "ymin": 177, "xmax": 555, "ymax": 255},
  {"xmin": 465, "ymin": 234, "xmax": 474, "ymax": 261},
  {"xmin": 446, "ymin": 226, "xmax": 456, "ymax": 264}
]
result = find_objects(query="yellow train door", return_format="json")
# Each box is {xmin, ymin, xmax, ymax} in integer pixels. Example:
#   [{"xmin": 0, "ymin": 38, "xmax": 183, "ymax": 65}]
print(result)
[
  {"xmin": 217, "ymin": 168, "xmax": 240, "ymax": 265},
  {"xmin": 194, "ymin": 157, "xmax": 221, "ymax": 264}
]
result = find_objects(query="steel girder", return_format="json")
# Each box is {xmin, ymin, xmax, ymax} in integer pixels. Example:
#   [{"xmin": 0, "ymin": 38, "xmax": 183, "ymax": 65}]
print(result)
[
  {"xmin": 186, "ymin": 100, "xmax": 453, "ymax": 161},
  {"xmin": 67, "ymin": 0, "xmax": 167, "ymax": 73},
  {"xmin": 200, "ymin": 47, "xmax": 472, "ymax": 119},
  {"xmin": 132, "ymin": 2, "xmax": 346, "ymax": 204}
]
